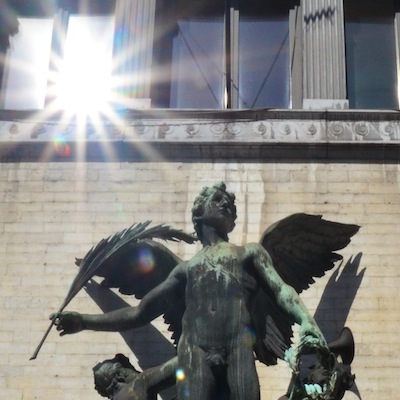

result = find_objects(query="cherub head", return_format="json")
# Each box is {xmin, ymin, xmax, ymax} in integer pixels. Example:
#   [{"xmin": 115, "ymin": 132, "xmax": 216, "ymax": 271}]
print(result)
[
  {"xmin": 93, "ymin": 353, "xmax": 139, "ymax": 398},
  {"xmin": 192, "ymin": 182, "xmax": 237, "ymax": 243}
]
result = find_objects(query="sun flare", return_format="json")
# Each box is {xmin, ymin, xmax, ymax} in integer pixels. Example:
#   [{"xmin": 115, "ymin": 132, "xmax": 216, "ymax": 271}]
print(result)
[{"xmin": 49, "ymin": 15, "xmax": 116, "ymax": 119}]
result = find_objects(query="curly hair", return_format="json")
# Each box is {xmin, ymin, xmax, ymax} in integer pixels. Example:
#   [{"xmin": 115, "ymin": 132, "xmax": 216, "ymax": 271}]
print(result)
[{"xmin": 191, "ymin": 182, "xmax": 237, "ymax": 242}]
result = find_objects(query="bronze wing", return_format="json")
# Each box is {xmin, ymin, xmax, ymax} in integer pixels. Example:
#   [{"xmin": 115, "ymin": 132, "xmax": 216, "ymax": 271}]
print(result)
[
  {"xmin": 252, "ymin": 213, "xmax": 360, "ymax": 366},
  {"xmin": 74, "ymin": 221, "xmax": 196, "ymax": 295},
  {"xmin": 31, "ymin": 222, "xmax": 195, "ymax": 359},
  {"xmin": 80, "ymin": 221, "xmax": 196, "ymax": 344}
]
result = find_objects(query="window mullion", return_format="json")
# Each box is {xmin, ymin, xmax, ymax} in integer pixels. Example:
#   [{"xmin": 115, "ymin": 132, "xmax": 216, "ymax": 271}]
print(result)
[
  {"xmin": 225, "ymin": 0, "xmax": 239, "ymax": 109},
  {"xmin": 230, "ymin": 0, "xmax": 239, "ymax": 109},
  {"xmin": 45, "ymin": 8, "xmax": 69, "ymax": 107},
  {"xmin": 289, "ymin": 4, "xmax": 302, "ymax": 109}
]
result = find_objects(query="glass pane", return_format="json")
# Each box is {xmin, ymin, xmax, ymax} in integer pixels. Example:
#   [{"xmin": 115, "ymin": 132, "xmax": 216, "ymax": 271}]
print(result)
[
  {"xmin": 170, "ymin": 18, "xmax": 224, "ymax": 109},
  {"xmin": 53, "ymin": 15, "xmax": 115, "ymax": 112},
  {"xmin": 345, "ymin": 0, "xmax": 398, "ymax": 109},
  {"xmin": 239, "ymin": 3, "xmax": 290, "ymax": 109},
  {"xmin": 1, "ymin": 18, "xmax": 53, "ymax": 110}
]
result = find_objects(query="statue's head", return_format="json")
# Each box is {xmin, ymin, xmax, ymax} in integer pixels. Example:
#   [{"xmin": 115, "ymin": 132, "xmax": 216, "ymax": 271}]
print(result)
[
  {"xmin": 192, "ymin": 182, "xmax": 237, "ymax": 242},
  {"xmin": 93, "ymin": 354, "xmax": 139, "ymax": 398}
]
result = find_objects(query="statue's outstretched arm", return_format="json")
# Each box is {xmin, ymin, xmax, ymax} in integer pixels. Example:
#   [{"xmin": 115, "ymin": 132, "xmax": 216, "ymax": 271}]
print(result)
[{"xmin": 52, "ymin": 263, "xmax": 187, "ymax": 335}]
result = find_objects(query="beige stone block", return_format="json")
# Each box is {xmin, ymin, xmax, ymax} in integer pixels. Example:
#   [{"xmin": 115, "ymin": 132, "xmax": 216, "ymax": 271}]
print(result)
[
  {"xmin": 2, "ymin": 389, "xmax": 22, "ymax": 399},
  {"xmin": 328, "ymin": 182, "xmax": 369, "ymax": 193}
]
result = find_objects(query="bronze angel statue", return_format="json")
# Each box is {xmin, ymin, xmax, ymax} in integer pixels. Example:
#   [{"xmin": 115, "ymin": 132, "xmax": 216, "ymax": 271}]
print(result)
[{"xmin": 32, "ymin": 182, "xmax": 359, "ymax": 400}]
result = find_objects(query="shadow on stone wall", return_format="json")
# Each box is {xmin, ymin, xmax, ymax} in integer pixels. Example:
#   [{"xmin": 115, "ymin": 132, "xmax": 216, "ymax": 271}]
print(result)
[
  {"xmin": 314, "ymin": 252, "xmax": 365, "ymax": 399},
  {"xmin": 85, "ymin": 280, "xmax": 177, "ymax": 399}
]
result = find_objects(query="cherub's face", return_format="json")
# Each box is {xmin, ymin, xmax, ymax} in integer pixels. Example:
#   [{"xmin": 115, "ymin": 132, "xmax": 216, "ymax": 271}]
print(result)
[
  {"xmin": 94, "ymin": 361, "xmax": 122, "ymax": 390},
  {"xmin": 94, "ymin": 361, "xmax": 137, "ymax": 396},
  {"xmin": 202, "ymin": 189, "xmax": 235, "ymax": 234}
]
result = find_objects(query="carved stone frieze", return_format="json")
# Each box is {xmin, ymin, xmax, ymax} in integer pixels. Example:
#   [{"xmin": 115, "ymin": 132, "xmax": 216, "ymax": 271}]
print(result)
[{"xmin": 1, "ymin": 112, "xmax": 400, "ymax": 144}]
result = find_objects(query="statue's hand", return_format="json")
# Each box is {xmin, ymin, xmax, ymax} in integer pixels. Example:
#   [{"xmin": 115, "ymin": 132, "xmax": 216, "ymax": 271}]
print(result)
[
  {"xmin": 299, "ymin": 321, "xmax": 327, "ymax": 348},
  {"xmin": 50, "ymin": 311, "xmax": 84, "ymax": 336}
]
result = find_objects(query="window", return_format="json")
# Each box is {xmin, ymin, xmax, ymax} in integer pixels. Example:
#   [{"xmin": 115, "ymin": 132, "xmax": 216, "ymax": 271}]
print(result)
[
  {"xmin": 152, "ymin": 0, "xmax": 295, "ymax": 109},
  {"xmin": 0, "ymin": 0, "xmax": 116, "ymax": 112},
  {"xmin": 238, "ymin": 2, "xmax": 290, "ymax": 109},
  {"xmin": 169, "ymin": 9, "xmax": 225, "ymax": 109},
  {"xmin": 0, "ymin": 17, "xmax": 54, "ymax": 109},
  {"xmin": 344, "ymin": 0, "xmax": 400, "ymax": 109},
  {"xmin": 0, "ymin": 0, "xmax": 298, "ymax": 112},
  {"xmin": 50, "ymin": 14, "xmax": 115, "ymax": 113}
]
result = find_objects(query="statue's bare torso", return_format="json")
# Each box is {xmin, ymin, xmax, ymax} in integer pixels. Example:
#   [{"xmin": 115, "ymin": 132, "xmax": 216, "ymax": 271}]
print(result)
[
  {"xmin": 183, "ymin": 242, "xmax": 257, "ymax": 349},
  {"xmin": 176, "ymin": 241, "xmax": 261, "ymax": 400}
]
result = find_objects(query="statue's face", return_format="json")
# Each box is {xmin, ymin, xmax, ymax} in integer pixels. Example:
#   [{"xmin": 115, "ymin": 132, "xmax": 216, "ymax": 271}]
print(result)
[
  {"xmin": 202, "ymin": 189, "xmax": 235, "ymax": 234},
  {"xmin": 94, "ymin": 361, "xmax": 122, "ymax": 391},
  {"xmin": 94, "ymin": 361, "xmax": 137, "ymax": 396}
]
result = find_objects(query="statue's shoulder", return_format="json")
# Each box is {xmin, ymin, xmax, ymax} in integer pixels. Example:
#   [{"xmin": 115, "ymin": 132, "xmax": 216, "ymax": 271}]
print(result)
[
  {"xmin": 186, "ymin": 248, "xmax": 205, "ymax": 266},
  {"xmin": 242, "ymin": 242, "xmax": 273, "ymax": 266},
  {"xmin": 243, "ymin": 241, "xmax": 263, "ymax": 255}
]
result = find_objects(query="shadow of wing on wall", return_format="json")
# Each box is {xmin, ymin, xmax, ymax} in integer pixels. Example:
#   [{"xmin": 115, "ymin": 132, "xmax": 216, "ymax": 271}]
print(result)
[
  {"xmin": 314, "ymin": 252, "xmax": 365, "ymax": 399},
  {"xmin": 85, "ymin": 280, "xmax": 178, "ymax": 399},
  {"xmin": 314, "ymin": 252, "xmax": 365, "ymax": 340}
]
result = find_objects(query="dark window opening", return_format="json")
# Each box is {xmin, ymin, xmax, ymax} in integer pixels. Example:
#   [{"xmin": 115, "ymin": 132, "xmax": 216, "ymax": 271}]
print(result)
[
  {"xmin": 238, "ymin": 0, "xmax": 290, "ymax": 109},
  {"xmin": 344, "ymin": 0, "xmax": 400, "ymax": 109}
]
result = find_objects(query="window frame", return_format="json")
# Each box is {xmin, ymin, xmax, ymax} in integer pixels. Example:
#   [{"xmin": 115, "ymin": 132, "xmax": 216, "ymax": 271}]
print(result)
[
  {"xmin": 152, "ymin": 0, "xmax": 300, "ymax": 110},
  {"xmin": 344, "ymin": 0, "xmax": 400, "ymax": 109},
  {"xmin": 228, "ymin": 0, "xmax": 300, "ymax": 109}
]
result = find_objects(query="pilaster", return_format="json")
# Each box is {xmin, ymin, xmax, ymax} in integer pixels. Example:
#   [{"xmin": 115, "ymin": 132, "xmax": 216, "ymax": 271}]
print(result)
[
  {"xmin": 113, "ymin": 0, "xmax": 156, "ymax": 108},
  {"xmin": 302, "ymin": 0, "xmax": 348, "ymax": 109}
]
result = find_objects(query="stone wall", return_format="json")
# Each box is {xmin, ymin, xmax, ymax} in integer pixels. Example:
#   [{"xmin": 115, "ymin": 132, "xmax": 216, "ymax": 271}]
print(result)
[{"xmin": 1, "ymin": 161, "xmax": 399, "ymax": 399}]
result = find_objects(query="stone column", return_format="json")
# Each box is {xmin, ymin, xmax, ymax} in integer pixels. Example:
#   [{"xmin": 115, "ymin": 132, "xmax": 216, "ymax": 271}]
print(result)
[
  {"xmin": 113, "ymin": 0, "xmax": 156, "ymax": 108},
  {"xmin": 302, "ymin": 0, "xmax": 348, "ymax": 109}
]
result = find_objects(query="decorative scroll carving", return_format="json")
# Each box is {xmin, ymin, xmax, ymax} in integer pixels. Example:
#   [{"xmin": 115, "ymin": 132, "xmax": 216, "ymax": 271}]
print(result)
[
  {"xmin": 328, "ymin": 122, "xmax": 347, "ymax": 138},
  {"xmin": 354, "ymin": 122, "xmax": 369, "ymax": 137},
  {"xmin": 185, "ymin": 124, "xmax": 200, "ymax": 138},
  {"xmin": 210, "ymin": 123, "xmax": 226, "ymax": 136},
  {"xmin": 226, "ymin": 123, "xmax": 242, "ymax": 136}
]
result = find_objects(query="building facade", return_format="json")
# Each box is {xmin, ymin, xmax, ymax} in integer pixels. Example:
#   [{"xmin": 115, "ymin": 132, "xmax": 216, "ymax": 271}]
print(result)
[{"xmin": 1, "ymin": 1, "xmax": 400, "ymax": 399}]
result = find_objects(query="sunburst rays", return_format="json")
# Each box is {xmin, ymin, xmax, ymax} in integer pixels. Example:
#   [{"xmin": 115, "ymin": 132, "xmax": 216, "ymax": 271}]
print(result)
[{"xmin": 0, "ymin": 2, "xmax": 166, "ymax": 163}]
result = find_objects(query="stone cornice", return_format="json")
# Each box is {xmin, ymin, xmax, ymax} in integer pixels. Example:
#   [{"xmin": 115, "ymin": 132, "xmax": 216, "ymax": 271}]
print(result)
[{"xmin": 0, "ymin": 109, "xmax": 399, "ymax": 162}]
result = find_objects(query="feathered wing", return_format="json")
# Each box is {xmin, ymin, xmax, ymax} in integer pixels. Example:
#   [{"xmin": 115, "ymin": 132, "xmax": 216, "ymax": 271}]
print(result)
[
  {"xmin": 92, "ymin": 238, "xmax": 187, "ymax": 343},
  {"xmin": 252, "ymin": 213, "xmax": 360, "ymax": 366},
  {"xmin": 31, "ymin": 222, "xmax": 195, "ymax": 359},
  {"xmin": 90, "ymin": 239, "xmax": 184, "ymax": 298},
  {"xmin": 76, "ymin": 222, "xmax": 195, "ymax": 296},
  {"xmin": 78, "ymin": 222, "xmax": 196, "ymax": 343}
]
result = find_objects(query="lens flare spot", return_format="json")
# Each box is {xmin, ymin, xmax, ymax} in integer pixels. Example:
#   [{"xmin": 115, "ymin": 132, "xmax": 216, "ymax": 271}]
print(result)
[
  {"xmin": 242, "ymin": 326, "xmax": 257, "ymax": 347},
  {"xmin": 53, "ymin": 135, "xmax": 71, "ymax": 157},
  {"xmin": 176, "ymin": 368, "xmax": 185, "ymax": 382},
  {"xmin": 133, "ymin": 247, "xmax": 155, "ymax": 275}
]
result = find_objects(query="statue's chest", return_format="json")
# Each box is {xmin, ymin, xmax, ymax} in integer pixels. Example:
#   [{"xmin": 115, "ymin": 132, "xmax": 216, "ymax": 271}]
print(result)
[{"xmin": 188, "ymin": 248, "xmax": 250, "ymax": 290}]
